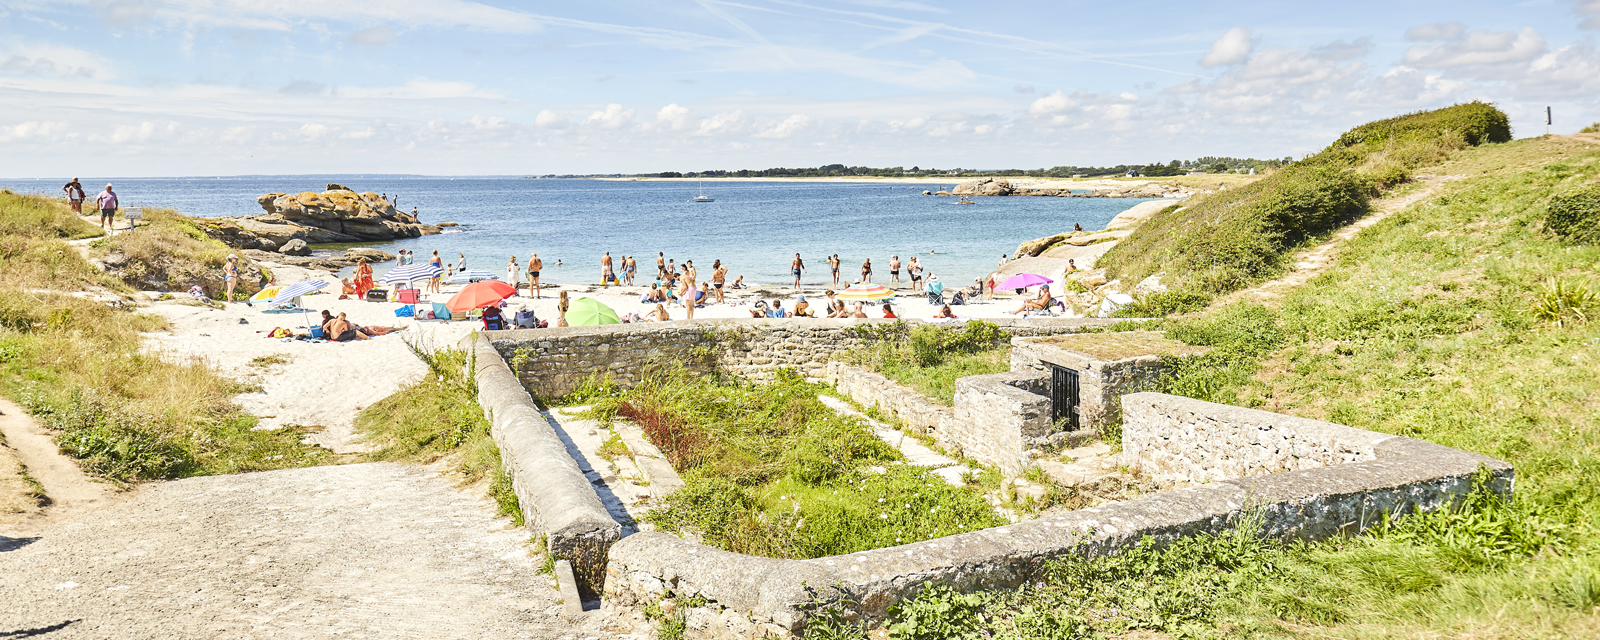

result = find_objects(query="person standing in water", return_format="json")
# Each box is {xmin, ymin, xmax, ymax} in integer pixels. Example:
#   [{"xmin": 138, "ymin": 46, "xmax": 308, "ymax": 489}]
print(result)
[
  {"xmin": 507, "ymin": 256, "xmax": 520, "ymax": 291},
  {"xmin": 656, "ymin": 252, "xmax": 666, "ymax": 280},
  {"xmin": 889, "ymin": 255, "xmax": 901, "ymax": 284},
  {"xmin": 601, "ymin": 252, "xmax": 615, "ymax": 286},
  {"xmin": 791, "ymin": 253, "xmax": 806, "ymax": 291},
  {"xmin": 860, "ymin": 258, "xmax": 872, "ymax": 284},
  {"xmin": 827, "ymin": 254, "xmax": 841, "ymax": 288},
  {"xmin": 528, "ymin": 253, "xmax": 544, "ymax": 298},
  {"xmin": 62, "ymin": 178, "xmax": 86, "ymax": 215},
  {"xmin": 624, "ymin": 255, "xmax": 637, "ymax": 286},
  {"xmin": 908, "ymin": 256, "xmax": 924, "ymax": 292}
]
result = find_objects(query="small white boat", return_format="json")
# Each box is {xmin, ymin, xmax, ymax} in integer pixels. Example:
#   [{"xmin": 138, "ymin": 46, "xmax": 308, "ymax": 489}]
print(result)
[{"xmin": 692, "ymin": 180, "xmax": 714, "ymax": 203}]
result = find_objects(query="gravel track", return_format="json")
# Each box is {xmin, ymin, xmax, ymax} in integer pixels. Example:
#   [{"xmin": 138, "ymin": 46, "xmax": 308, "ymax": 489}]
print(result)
[{"xmin": 0, "ymin": 463, "xmax": 631, "ymax": 639}]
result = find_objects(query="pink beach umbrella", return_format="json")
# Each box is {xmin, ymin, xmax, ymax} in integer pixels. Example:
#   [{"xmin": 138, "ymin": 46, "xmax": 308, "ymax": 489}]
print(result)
[{"xmin": 998, "ymin": 273, "xmax": 1053, "ymax": 290}]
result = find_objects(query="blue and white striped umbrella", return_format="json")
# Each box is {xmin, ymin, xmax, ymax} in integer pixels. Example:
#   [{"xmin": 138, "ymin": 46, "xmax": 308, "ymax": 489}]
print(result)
[
  {"xmin": 268, "ymin": 279, "xmax": 329, "ymax": 307},
  {"xmin": 380, "ymin": 263, "xmax": 443, "ymax": 285},
  {"xmin": 447, "ymin": 270, "xmax": 499, "ymax": 284}
]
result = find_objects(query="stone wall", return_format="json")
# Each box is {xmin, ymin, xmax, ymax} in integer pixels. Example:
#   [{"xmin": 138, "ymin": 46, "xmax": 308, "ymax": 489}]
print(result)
[
  {"xmin": 1122, "ymin": 392, "xmax": 1384, "ymax": 484},
  {"xmin": 491, "ymin": 317, "xmax": 1119, "ymax": 400},
  {"xmin": 466, "ymin": 334, "xmax": 622, "ymax": 596},
  {"xmin": 822, "ymin": 362, "xmax": 952, "ymax": 435},
  {"xmin": 602, "ymin": 393, "xmax": 1514, "ymax": 638},
  {"xmin": 949, "ymin": 373, "xmax": 1052, "ymax": 474},
  {"xmin": 1011, "ymin": 338, "xmax": 1170, "ymax": 431}
]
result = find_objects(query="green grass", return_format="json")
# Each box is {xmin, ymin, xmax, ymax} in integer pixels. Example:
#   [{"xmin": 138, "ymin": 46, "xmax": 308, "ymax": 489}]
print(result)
[
  {"xmin": 1101, "ymin": 102, "xmax": 1513, "ymax": 297},
  {"xmin": 579, "ymin": 368, "xmax": 1004, "ymax": 558},
  {"xmin": 873, "ymin": 133, "xmax": 1600, "ymax": 638},
  {"xmin": 92, "ymin": 207, "xmax": 269, "ymax": 300},
  {"xmin": 0, "ymin": 193, "xmax": 329, "ymax": 483},
  {"xmin": 839, "ymin": 320, "xmax": 1011, "ymax": 403},
  {"xmin": 355, "ymin": 341, "xmax": 521, "ymax": 524}
]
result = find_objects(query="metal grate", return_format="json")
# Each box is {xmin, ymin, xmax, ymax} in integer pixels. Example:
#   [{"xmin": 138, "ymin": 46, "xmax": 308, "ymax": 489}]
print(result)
[{"xmin": 1050, "ymin": 364, "xmax": 1080, "ymax": 430}]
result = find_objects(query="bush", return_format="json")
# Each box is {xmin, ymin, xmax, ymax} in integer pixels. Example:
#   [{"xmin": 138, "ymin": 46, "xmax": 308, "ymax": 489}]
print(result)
[
  {"xmin": 1112, "ymin": 289, "xmax": 1212, "ymax": 317},
  {"xmin": 1580, "ymin": 122, "xmax": 1599, "ymax": 134},
  {"xmin": 840, "ymin": 321, "xmax": 1011, "ymax": 402},
  {"xmin": 1545, "ymin": 183, "xmax": 1600, "ymax": 243}
]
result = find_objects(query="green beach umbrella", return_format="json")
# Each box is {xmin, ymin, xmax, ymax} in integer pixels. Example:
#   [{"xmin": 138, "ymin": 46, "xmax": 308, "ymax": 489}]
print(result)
[{"xmin": 566, "ymin": 297, "xmax": 620, "ymax": 326}]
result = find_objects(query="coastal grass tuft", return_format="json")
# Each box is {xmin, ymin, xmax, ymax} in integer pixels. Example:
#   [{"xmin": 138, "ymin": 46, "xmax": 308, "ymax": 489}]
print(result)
[
  {"xmin": 882, "ymin": 133, "xmax": 1600, "ymax": 637},
  {"xmin": 91, "ymin": 207, "xmax": 267, "ymax": 300},
  {"xmin": 583, "ymin": 367, "xmax": 1003, "ymax": 558},
  {"xmin": 1101, "ymin": 102, "xmax": 1512, "ymax": 297},
  {"xmin": 355, "ymin": 340, "xmax": 521, "ymax": 524},
  {"xmin": 839, "ymin": 320, "xmax": 1010, "ymax": 404},
  {"xmin": 0, "ymin": 194, "xmax": 328, "ymax": 483}
]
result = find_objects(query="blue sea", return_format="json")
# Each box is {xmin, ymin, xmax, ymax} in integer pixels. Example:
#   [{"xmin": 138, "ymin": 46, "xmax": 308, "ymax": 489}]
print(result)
[{"xmin": 1, "ymin": 176, "xmax": 1156, "ymax": 286}]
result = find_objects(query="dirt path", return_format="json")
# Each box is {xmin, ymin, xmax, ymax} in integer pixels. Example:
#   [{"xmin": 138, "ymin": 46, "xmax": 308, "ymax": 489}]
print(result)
[
  {"xmin": 1217, "ymin": 174, "xmax": 1463, "ymax": 306},
  {"xmin": 0, "ymin": 398, "xmax": 115, "ymax": 528},
  {"xmin": 0, "ymin": 462, "xmax": 636, "ymax": 639}
]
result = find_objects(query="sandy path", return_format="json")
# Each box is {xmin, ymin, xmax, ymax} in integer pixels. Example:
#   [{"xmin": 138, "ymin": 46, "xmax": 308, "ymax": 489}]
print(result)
[
  {"xmin": 0, "ymin": 462, "xmax": 636, "ymax": 639},
  {"xmin": 0, "ymin": 398, "xmax": 116, "ymax": 529}
]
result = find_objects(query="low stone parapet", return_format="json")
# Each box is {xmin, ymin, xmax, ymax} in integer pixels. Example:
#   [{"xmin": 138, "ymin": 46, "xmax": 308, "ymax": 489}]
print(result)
[{"xmin": 467, "ymin": 333, "xmax": 622, "ymax": 596}]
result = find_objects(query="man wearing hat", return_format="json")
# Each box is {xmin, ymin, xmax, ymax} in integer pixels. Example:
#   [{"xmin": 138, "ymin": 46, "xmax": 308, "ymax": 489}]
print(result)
[
  {"xmin": 95, "ymin": 184, "xmax": 118, "ymax": 231},
  {"xmin": 62, "ymin": 177, "xmax": 86, "ymax": 214}
]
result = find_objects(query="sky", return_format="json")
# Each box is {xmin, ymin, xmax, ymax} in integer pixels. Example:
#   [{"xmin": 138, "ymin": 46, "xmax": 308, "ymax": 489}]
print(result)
[{"xmin": 1, "ymin": 0, "xmax": 1598, "ymax": 177}]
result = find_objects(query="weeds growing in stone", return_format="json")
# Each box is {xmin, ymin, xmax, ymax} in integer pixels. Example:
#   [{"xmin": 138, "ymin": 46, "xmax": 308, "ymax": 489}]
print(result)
[{"xmin": 840, "ymin": 320, "xmax": 1010, "ymax": 403}]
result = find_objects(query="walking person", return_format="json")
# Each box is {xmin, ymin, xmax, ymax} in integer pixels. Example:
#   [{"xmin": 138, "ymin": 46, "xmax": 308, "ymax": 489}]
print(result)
[
  {"xmin": 827, "ymin": 254, "xmax": 841, "ymax": 288},
  {"xmin": 889, "ymin": 255, "xmax": 901, "ymax": 284},
  {"xmin": 860, "ymin": 258, "xmax": 872, "ymax": 284},
  {"xmin": 656, "ymin": 252, "xmax": 666, "ymax": 280},
  {"xmin": 95, "ymin": 184, "xmax": 118, "ymax": 231},
  {"xmin": 601, "ymin": 252, "xmax": 615, "ymax": 286},
  {"xmin": 625, "ymin": 255, "xmax": 637, "ymax": 286},
  {"xmin": 908, "ymin": 257, "xmax": 924, "ymax": 292},
  {"xmin": 529, "ymin": 253, "xmax": 544, "ymax": 298},
  {"xmin": 223, "ymin": 254, "xmax": 240, "ymax": 303},
  {"xmin": 791, "ymin": 253, "xmax": 806, "ymax": 291},
  {"xmin": 62, "ymin": 178, "xmax": 86, "ymax": 215},
  {"xmin": 507, "ymin": 256, "xmax": 520, "ymax": 292},
  {"xmin": 681, "ymin": 260, "xmax": 698, "ymax": 320}
]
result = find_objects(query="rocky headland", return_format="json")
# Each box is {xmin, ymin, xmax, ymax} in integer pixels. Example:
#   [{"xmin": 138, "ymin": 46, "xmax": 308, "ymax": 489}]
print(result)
[
  {"xmin": 950, "ymin": 177, "xmax": 1189, "ymax": 199},
  {"xmin": 196, "ymin": 184, "xmax": 443, "ymax": 253}
]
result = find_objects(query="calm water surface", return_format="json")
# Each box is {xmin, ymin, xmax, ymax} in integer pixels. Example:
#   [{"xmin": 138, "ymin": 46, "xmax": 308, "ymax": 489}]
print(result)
[{"xmin": 2, "ymin": 176, "xmax": 1156, "ymax": 285}]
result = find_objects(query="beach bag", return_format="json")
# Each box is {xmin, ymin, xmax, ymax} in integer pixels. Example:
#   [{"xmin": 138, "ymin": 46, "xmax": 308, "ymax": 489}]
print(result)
[{"xmin": 395, "ymin": 305, "xmax": 415, "ymax": 318}]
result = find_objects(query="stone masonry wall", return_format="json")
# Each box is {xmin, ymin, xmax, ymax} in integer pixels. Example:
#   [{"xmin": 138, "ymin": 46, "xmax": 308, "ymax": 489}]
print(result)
[
  {"xmin": 604, "ymin": 392, "xmax": 1514, "ymax": 638},
  {"xmin": 1011, "ymin": 338, "xmax": 1169, "ymax": 431},
  {"xmin": 491, "ymin": 317, "xmax": 1119, "ymax": 400},
  {"xmin": 1122, "ymin": 392, "xmax": 1384, "ymax": 484},
  {"xmin": 823, "ymin": 362, "xmax": 952, "ymax": 435},
  {"xmin": 950, "ymin": 373, "xmax": 1051, "ymax": 474}
]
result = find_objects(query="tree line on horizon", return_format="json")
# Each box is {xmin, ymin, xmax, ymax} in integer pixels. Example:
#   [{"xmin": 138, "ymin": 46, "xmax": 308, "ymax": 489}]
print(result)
[{"xmin": 645, "ymin": 156, "xmax": 1292, "ymax": 179}]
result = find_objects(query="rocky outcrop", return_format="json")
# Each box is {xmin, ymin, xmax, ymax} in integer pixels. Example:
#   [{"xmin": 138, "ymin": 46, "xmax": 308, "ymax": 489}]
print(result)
[
  {"xmin": 199, "ymin": 186, "xmax": 441, "ymax": 250},
  {"xmin": 279, "ymin": 239, "xmax": 309, "ymax": 256},
  {"xmin": 949, "ymin": 179, "xmax": 1190, "ymax": 199},
  {"xmin": 94, "ymin": 251, "xmax": 265, "ymax": 296},
  {"xmin": 241, "ymin": 247, "xmax": 396, "ymax": 272},
  {"xmin": 952, "ymin": 178, "xmax": 1016, "ymax": 196}
]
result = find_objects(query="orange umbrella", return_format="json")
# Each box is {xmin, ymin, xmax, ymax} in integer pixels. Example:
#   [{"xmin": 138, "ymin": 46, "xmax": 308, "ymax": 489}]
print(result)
[{"xmin": 446, "ymin": 279, "xmax": 517, "ymax": 312}]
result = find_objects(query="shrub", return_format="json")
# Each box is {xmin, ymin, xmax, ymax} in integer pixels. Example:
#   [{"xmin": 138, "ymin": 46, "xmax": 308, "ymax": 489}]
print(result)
[
  {"xmin": 1112, "ymin": 289, "xmax": 1212, "ymax": 317},
  {"xmin": 840, "ymin": 321, "xmax": 1011, "ymax": 402},
  {"xmin": 1530, "ymin": 276, "xmax": 1598, "ymax": 326},
  {"xmin": 1580, "ymin": 122, "xmax": 1600, "ymax": 134},
  {"xmin": 1544, "ymin": 183, "xmax": 1600, "ymax": 243}
]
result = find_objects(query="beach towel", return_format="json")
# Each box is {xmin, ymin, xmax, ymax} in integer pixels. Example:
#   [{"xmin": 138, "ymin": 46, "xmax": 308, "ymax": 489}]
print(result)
[
  {"xmin": 188, "ymin": 285, "xmax": 207, "ymax": 300},
  {"xmin": 431, "ymin": 302, "xmax": 451, "ymax": 320}
]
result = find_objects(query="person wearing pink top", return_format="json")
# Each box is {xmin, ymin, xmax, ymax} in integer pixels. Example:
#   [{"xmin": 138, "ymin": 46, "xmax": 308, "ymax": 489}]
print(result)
[{"xmin": 95, "ymin": 184, "xmax": 118, "ymax": 230}]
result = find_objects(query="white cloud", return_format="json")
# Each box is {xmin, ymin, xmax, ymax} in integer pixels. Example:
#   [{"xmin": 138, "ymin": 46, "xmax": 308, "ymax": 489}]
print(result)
[
  {"xmin": 583, "ymin": 103, "xmax": 634, "ymax": 129},
  {"xmin": 1199, "ymin": 27, "xmax": 1253, "ymax": 68},
  {"xmin": 349, "ymin": 26, "xmax": 397, "ymax": 47},
  {"xmin": 0, "ymin": 120, "xmax": 70, "ymax": 143},
  {"xmin": 1405, "ymin": 22, "xmax": 1466, "ymax": 41},
  {"xmin": 1569, "ymin": 1, "xmax": 1600, "ymax": 29},
  {"xmin": 338, "ymin": 78, "xmax": 498, "ymax": 99},
  {"xmin": 464, "ymin": 114, "xmax": 508, "ymax": 131},
  {"xmin": 1403, "ymin": 27, "xmax": 1545, "ymax": 72},
  {"xmin": 695, "ymin": 110, "xmax": 746, "ymax": 136},
  {"xmin": 1028, "ymin": 90, "xmax": 1075, "ymax": 115},
  {"xmin": 754, "ymin": 114, "xmax": 811, "ymax": 138},
  {"xmin": 0, "ymin": 42, "xmax": 113, "ymax": 79},
  {"xmin": 534, "ymin": 109, "xmax": 570, "ymax": 129},
  {"xmin": 655, "ymin": 103, "xmax": 693, "ymax": 131},
  {"xmin": 72, "ymin": 0, "xmax": 544, "ymax": 33}
]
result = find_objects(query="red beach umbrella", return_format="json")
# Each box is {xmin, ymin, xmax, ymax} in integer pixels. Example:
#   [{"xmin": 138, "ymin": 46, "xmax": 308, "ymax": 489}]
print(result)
[{"xmin": 446, "ymin": 280, "xmax": 516, "ymax": 312}]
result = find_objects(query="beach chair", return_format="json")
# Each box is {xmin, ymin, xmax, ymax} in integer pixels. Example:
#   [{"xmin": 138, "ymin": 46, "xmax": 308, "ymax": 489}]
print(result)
[
  {"xmin": 430, "ymin": 302, "xmax": 451, "ymax": 321},
  {"xmin": 925, "ymin": 289, "xmax": 944, "ymax": 305}
]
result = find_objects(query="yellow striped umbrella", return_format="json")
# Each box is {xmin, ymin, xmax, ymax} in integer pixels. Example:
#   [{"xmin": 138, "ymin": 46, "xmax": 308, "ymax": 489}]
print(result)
[{"xmin": 836, "ymin": 283, "xmax": 895, "ymax": 301}]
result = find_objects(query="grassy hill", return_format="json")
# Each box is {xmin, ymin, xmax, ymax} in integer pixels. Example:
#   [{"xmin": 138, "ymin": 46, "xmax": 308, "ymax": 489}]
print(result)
[
  {"xmin": 1100, "ymin": 102, "xmax": 1513, "ymax": 298},
  {"xmin": 883, "ymin": 133, "xmax": 1600, "ymax": 638}
]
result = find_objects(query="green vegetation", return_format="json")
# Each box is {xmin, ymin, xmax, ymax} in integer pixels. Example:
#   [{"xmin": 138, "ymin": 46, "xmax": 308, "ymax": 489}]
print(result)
[
  {"xmin": 839, "ymin": 321, "xmax": 1010, "ymax": 403},
  {"xmin": 873, "ymin": 133, "xmax": 1600, "ymax": 638},
  {"xmin": 1101, "ymin": 102, "xmax": 1513, "ymax": 299},
  {"xmin": 0, "ymin": 193, "xmax": 328, "ymax": 482},
  {"xmin": 1545, "ymin": 182, "xmax": 1600, "ymax": 244},
  {"xmin": 578, "ymin": 368, "xmax": 1003, "ymax": 559},
  {"xmin": 91, "ymin": 206, "xmax": 268, "ymax": 300},
  {"xmin": 648, "ymin": 156, "xmax": 1289, "ymax": 179},
  {"xmin": 1581, "ymin": 122, "xmax": 1600, "ymax": 134},
  {"xmin": 355, "ymin": 341, "xmax": 521, "ymax": 524}
]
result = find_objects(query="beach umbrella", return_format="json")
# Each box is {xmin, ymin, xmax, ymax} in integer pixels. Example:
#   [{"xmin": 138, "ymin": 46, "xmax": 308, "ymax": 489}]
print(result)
[
  {"xmin": 380, "ymin": 262, "xmax": 442, "ymax": 286},
  {"xmin": 446, "ymin": 280, "xmax": 517, "ymax": 312},
  {"xmin": 266, "ymin": 279, "xmax": 328, "ymax": 332},
  {"xmin": 566, "ymin": 297, "xmax": 620, "ymax": 326},
  {"xmin": 249, "ymin": 286, "xmax": 283, "ymax": 303},
  {"xmin": 837, "ymin": 283, "xmax": 895, "ymax": 301},
  {"xmin": 447, "ymin": 270, "xmax": 499, "ymax": 284},
  {"xmin": 998, "ymin": 273, "xmax": 1053, "ymax": 290}
]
